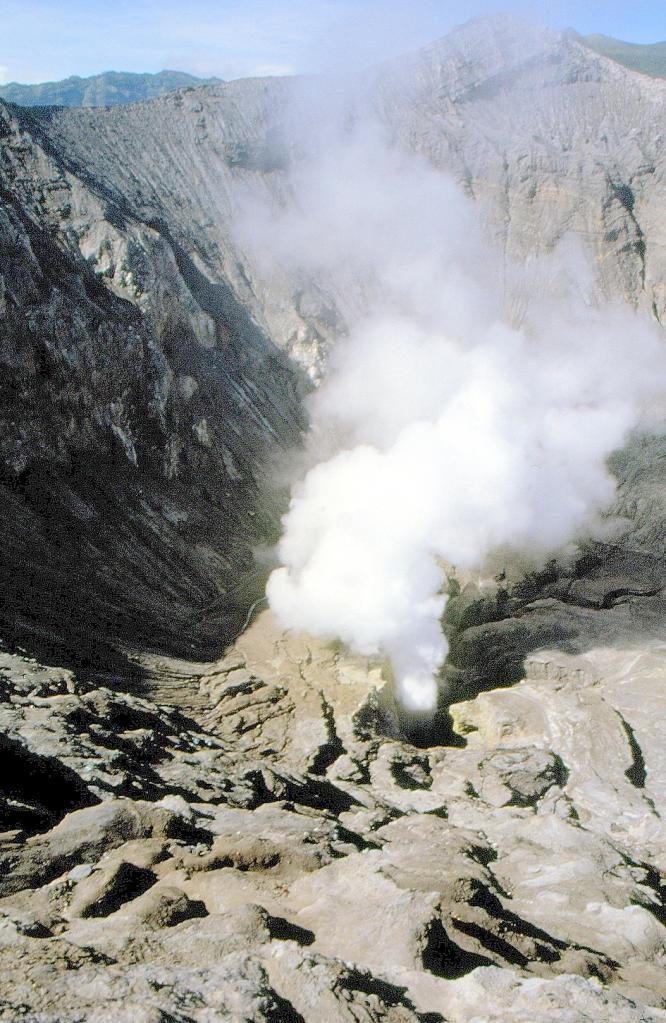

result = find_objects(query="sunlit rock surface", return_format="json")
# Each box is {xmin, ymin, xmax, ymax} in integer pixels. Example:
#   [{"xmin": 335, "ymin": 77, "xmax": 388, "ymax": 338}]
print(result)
[{"xmin": 2, "ymin": 615, "xmax": 666, "ymax": 1019}]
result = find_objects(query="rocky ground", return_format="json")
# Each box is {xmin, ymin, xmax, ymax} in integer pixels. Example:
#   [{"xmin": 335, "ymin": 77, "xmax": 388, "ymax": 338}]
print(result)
[{"xmin": 2, "ymin": 604, "xmax": 666, "ymax": 1021}]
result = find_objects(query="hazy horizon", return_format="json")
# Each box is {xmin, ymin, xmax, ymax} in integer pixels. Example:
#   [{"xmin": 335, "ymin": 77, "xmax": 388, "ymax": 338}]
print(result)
[{"xmin": 1, "ymin": 0, "xmax": 665, "ymax": 86}]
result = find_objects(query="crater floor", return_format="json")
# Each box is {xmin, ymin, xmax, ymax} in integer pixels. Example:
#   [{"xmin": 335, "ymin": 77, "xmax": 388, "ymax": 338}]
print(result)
[{"xmin": 2, "ymin": 611, "xmax": 666, "ymax": 1021}]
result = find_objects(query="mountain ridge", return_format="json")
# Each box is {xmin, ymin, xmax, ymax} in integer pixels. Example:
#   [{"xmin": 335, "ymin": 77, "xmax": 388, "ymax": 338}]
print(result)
[
  {"xmin": 0, "ymin": 68, "xmax": 222, "ymax": 107},
  {"xmin": 581, "ymin": 32, "xmax": 666, "ymax": 78}
]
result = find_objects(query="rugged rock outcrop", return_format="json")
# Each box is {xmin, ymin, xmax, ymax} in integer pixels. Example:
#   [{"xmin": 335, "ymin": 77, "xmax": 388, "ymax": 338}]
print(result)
[
  {"xmin": 3, "ymin": 13, "xmax": 666, "ymax": 672},
  {"xmin": 0, "ymin": 93, "xmax": 305, "ymax": 666},
  {"xmin": 3, "ymin": 13, "xmax": 666, "ymax": 670},
  {"xmin": 375, "ymin": 16, "xmax": 666, "ymax": 323},
  {"xmin": 3, "ymin": 615, "xmax": 666, "ymax": 1020}
]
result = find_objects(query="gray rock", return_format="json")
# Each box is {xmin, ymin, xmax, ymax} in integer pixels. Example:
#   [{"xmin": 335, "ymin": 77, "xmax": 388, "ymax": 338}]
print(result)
[{"xmin": 2, "ymin": 12, "xmax": 666, "ymax": 1023}]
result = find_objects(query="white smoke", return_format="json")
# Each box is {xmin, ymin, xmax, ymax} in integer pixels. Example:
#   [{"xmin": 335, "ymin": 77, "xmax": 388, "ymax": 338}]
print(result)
[{"xmin": 238, "ymin": 90, "xmax": 666, "ymax": 713}]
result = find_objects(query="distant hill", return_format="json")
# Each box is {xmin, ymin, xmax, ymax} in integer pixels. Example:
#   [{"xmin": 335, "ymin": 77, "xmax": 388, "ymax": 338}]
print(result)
[
  {"xmin": 581, "ymin": 33, "xmax": 666, "ymax": 78},
  {"xmin": 0, "ymin": 69, "xmax": 221, "ymax": 107}
]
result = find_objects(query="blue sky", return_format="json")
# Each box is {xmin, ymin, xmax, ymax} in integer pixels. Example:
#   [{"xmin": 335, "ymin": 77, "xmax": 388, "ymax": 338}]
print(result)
[{"xmin": 0, "ymin": 0, "xmax": 664, "ymax": 85}]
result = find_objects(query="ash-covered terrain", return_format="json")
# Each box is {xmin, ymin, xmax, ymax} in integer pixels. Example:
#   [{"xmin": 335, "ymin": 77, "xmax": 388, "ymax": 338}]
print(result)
[{"xmin": 2, "ymin": 14, "xmax": 666, "ymax": 1022}]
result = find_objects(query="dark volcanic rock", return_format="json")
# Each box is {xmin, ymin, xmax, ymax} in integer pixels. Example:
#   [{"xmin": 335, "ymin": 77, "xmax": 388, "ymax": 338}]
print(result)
[{"xmin": 0, "ymin": 96, "xmax": 305, "ymax": 667}]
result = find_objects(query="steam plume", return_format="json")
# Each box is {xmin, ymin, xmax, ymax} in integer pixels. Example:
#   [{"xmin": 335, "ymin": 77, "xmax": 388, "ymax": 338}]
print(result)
[{"xmin": 238, "ymin": 87, "xmax": 666, "ymax": 712}]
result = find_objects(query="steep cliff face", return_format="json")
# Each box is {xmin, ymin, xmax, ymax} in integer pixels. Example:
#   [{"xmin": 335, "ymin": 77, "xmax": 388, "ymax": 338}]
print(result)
[
  {"xmin": 2, "ymin": 14, "xmax": 666, "ymax": 680},
  {"xmin": 27, "ymin": 14, "xmax": 666, "ymax": 355},
  {"xmin": 376, "ymin": 17, "xmax": 666, "ymax": 323},
  {"xmin": 0, "ymin": 96, "xmax": 305, "ymax": 667},
  {"xmin": 13, "ymin": 77, "xmax": 330, "ymax": 376},
  {"xmin": 2, "ymin": 12, "xmax": 666, "ymax": 682}
]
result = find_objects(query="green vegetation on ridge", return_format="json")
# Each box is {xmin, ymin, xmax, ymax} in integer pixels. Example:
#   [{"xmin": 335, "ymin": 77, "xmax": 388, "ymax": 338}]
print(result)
[
  {"xmin": 581, "ymin": 33, "xmax": 666, "ymax": 79},
  {"xmin": 0, "ymin": 69, "xmax": 221, "ymax": 107}
]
